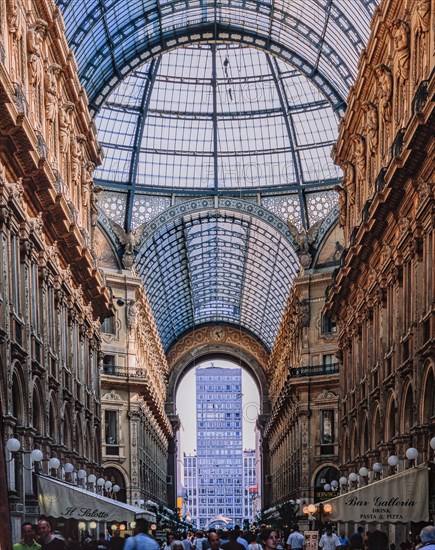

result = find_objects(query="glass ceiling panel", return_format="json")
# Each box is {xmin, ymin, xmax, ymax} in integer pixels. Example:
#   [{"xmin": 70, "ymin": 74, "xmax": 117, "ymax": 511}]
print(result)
[
  {"xmin": 57, "ymin": 0, "xmax": 377, "ymax": 109},
  {"xmin": 95, "ymin": 45, "xmax": 341, "ymax": 198},
  {"xmin": 136, "ymin": 211, "xmax": 299, "ymax": 350}
]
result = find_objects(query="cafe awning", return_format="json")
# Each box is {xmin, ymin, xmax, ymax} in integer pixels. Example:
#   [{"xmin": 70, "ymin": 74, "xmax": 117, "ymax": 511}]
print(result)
[
  {"xmin": 321, "ymin": 464, "xmax": 429, "ymax": 524},
  {"xmin": 37, "ymin": 475, "xmax": 156, "ymax": 523}
]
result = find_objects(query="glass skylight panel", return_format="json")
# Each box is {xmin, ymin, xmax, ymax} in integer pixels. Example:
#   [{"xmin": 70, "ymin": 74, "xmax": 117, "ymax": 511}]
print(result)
[{"xmin": 292, "ymin": 108, "xmax": 337, "ymax": 147}]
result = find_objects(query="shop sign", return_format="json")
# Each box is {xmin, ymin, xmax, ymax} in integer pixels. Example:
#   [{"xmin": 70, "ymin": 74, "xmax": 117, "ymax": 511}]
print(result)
[{"xmin": 323, "ymin": 465, "xmax": 429, "ymax": 524}]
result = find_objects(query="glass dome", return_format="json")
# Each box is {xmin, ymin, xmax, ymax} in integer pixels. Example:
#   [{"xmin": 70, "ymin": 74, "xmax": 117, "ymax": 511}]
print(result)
[{"xmin": 95, "ymin": 45, "xmax": 341, "ymax": 198}]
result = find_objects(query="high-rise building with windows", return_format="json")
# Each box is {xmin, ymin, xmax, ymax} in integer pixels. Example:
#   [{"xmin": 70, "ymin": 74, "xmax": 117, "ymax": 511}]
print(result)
[
  {"xmin": 242, "ymin": 449, "xmax": 256, "ymax": 523},
  {"xmin": 196, "ymin": 366, "xmax": 244, "ymax": 528}
]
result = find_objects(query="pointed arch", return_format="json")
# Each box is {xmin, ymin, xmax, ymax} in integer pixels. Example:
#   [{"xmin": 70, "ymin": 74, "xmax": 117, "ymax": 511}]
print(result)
[
  {"xmin": 402, "ymin": 379, "xmax": 414, "ymax": 434},
  {"xmin": 361, "ymin": 413, "xmax": 369, "ymax": 455},
  {"xmin": 350, "ymin": 420, "xmax": 358, "ymax": 459},
  {"xmin": 421, "ymin": 361, "xmax": 435, "ymax": 423},
  {"xmin": 49, "ymin": 392, "xmax": 60, "ymax": 444},
  {"xmin": 372, "ymin": 404, "xmax": 382, "ymax": 448},
  {"xmin": 32, "ymin": 379, "xmax": 44, "ymax": 435},
  {"xmin": 63, "ymin": 405, "xmax": 73, "ymax": 450},
  {"xmin": 75, "ymin": 414, "xmax": 84, "ymax": 457},
  {"xmin": 11, "ymin": 362, "xmax": 26, "ymax": 425},
  {"xmin": 386, "ymin": 392, "xmax": 397, "ymax": 442}
]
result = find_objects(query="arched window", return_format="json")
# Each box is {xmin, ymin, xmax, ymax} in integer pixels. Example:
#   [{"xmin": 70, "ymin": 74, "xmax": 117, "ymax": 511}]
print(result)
[
  {"xmin": 11, "ymin": 367, "xmax": 25, "ymax": 424},
  {"xmin": 423, "ymin": 369, "xmax": 435, "ymax": 422},
  {"xmin": 372, "ymin": 405, "xmax": 382, "ymax": 448},
  {"xmin": 32, "ymin": 383, "xmax": 44, "ymax": 435},
  {"xmin": 104, "ymin": 467, "xmax": 127, "ymax": 503},
  {"xmin": 387, "ymin": 396, "xmax": 396, "ymax": 442},
  {"xmin": 403, "ymin": 384, "xmax": 414, "ymax": 433}
]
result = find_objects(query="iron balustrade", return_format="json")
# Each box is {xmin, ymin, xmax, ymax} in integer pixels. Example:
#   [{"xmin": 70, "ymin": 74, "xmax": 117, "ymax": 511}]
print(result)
[{"xmin": 289, "ymin": 363, "xmax": 339, "ymax": 377}]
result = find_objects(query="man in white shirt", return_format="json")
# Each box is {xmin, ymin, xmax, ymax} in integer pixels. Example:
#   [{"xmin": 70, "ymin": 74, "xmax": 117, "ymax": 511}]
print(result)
[
  {"xmin": 318, "ymin": 526, "xmax": 340, "ymax": 550},
  {"xmin": 286, "ymin": 525, "xmax": 305, "ymax": 550}
]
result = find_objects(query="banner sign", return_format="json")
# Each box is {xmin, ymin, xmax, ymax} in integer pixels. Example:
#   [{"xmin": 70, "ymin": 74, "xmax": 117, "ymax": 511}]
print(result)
[
  {"xmin": 323, "ymin": 466, "xmax": 428, "ymax": 524},
  {"xmin": 37, "ymin": 476, "xmax": 156, "ymax": 523},
  {"xmin": 304, "ymin": 531, "xmax": 318, "ymax": 550}
]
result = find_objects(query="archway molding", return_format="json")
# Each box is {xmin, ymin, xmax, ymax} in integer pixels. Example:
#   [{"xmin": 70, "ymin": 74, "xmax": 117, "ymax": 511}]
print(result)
[{"xmin": 166, "ymin": 324, "xmax": 271, "ymax": 417}]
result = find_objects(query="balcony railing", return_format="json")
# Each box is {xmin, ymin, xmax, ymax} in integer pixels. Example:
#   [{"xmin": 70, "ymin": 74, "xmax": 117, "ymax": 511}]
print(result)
[
  {"xmin": 290, "ymin": 363, "xmax": 339, "ymax": 378},
  {"xmin": 102, "ymin": 364, "xmax": 148, "ymax": 379}
]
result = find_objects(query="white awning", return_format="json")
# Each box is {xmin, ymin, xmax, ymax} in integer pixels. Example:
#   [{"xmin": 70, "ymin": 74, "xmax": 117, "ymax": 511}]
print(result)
[
  {"xmin": 321, "ymin": 465, "xmax": 429, "ymax": 524},
  {"xmin": 37, "ymin": 475, "xmax": 156, "ymax": 523}
]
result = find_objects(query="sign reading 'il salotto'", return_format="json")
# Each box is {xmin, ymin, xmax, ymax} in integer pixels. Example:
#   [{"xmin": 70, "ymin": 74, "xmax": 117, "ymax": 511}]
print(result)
[{"xmin": 323, "ymin": 465, "xmax": 429, "ymax": 524}]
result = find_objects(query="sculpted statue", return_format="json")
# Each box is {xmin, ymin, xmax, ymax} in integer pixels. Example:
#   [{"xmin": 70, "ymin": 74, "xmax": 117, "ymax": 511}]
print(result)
[
  {"xmin": 108, "ymin": 220, "xmax": 146, "ymax": 269},
  {"xmin": 287, "ymin": 219, "xmax": 322, "ymax": 269},
  {"xmin": 334, "ymin": 184, "xmax": 346, "ymax": 227},
  {"xmin": 90, "ymin": 184, "xmax": 103, "ymax": 233},
  {"xmin": 127, "ymin": 299, "xmax": 137, "ymax": 329},
  {"xmin": 363, "ymin": 101, "xmax": 378, "ymax": 156},
  {"xmin": 27, "ymin": 20, "xmax": 46, "ymax": 87},
  {"xmin": 391, "ymin": 20, "xmax": 410, "ymax": 86},
  {"xmin": 82, "ymin": 161, "xmax": 94, "ymax": 208},
  {"xmin": 375, "ymin": 64, "xmax": 393, "ymax": 123},
  {"xmin": 352, "ymin": 134, "xmax": 366, "ymax": 187},
  {"xmin": 59, "ymin": 102, "xmax": 74, "ymax": 154},
  {"xmin": 71, "ymin": 134, "xmax": 85, "ymax": 187},
  {"xmin": 415, "ymin": 0, "xmax": 430, "ymax": 34},
  {"xmin": 8, "ymin": 1, "xmax": 23, "ymax": 81},
  {"xmin": 343, "ymin": 161, "xmax": 355, "ymax": 206},
  {"xmin": 44, "ymin": 64, "xmax": 61, "ymax": 141}
]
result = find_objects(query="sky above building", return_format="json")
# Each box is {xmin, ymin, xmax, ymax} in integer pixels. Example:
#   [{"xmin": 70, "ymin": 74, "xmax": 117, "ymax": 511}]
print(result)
[{"xmin": 176, "ymin": 359, "xmax": 260, "ymax": 453}]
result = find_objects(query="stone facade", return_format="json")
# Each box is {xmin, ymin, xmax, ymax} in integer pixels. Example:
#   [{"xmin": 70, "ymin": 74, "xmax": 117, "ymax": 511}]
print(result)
[
  {"xmin": 264, "ymin": 224, "xmax": 343, "ymax": 512},
  {"xmin": 325, "ymin": 0, "xmax": 435, "ymax": 538},
  {"xmin": 0, "ymin": 0, "xmax": 110, "ymax": 541},
  {"xmin": 97, "ymin": 255, "xmax": 173, "ymax": 506}
]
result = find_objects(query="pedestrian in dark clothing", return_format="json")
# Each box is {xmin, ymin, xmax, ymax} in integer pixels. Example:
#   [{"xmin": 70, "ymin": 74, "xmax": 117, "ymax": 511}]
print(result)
[
  {"xmin": 222, "ymin": 532, "xmax": 246, "ymax": 550},
  {"xmin": 108, "ymin": 531, "xmax": 124, "ymax": 550}
]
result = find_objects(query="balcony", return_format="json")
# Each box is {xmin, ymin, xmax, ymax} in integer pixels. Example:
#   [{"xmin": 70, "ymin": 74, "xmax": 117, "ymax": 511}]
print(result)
[
  {"xmin": 102, "ymin": 364, "xmax": 148, "ymax": 379},
  {"xmin": 289, "ymin": 363, "xmax": 339, "ymax": 378}
]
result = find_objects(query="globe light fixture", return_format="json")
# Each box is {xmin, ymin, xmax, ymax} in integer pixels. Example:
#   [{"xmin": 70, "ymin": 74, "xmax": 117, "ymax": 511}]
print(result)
[
  {"xmin": 112, "ymin": 484, "xmax": 121, "ymax": 493},
  {"xmin": 6, "ymin": 438, "xmax": 21, "ymax": 453},
  {"xmin": 302, "ymin": 506, "xmax": 309, "ymax": 514},
  {"xmin": 111, "ymin": 525, "xmax": 117, "ymax": 531},
  {"xmin": 89, "ymin": 522, "xmax": 97, "ymax": 529},
  {"xmin": 430, "ymin": 437, "xmax": 435, "ymax": 450},
  {"xmin": 130, "ymin": 522, "xmax": 137, "ymax": 529},
  {"xmin": 295, "ymin": 498, "xmax": 301, "ymax": 505},
  {"xmin": 30, "ymin": 449, "xmax": 43, "ymax": 462},
  {"xmin": 358, "ymin": 467, "xmax": 369, "ymax": 477},
  {"xmin": 49, "ymin": 457, "xmax": 60, "ymax": 469},
  {"xmin": 88, "ymin": 474, "xmax": 97, "ymax": 484},
  {"xmin": 307, "ymin": 504, "xmax": 317, "ymax": 514},
  {"xmin": 331, "ymin": 480, "xmax": 339, "ymax": 489},
  {"xmin": 372, "ymin": 462, "xmax": 383, "ymax": 473},
  {"xmin": 405, "ymin": 447, "xmax": 418, "ymax": 461},
  {"xmin": 323, "ymin": 503, "xmax": 333, "ymax": 514},
  {"xmin": 97, "ymin": 477, "xmax": 105, "ymax": 487},
  {"xmin": 64, "ymin": 462, "xmax": 74, "ymax": 473},
  {"xmin": 339, "ymin": 476, "xmax": 348, "ymax": 486},
  {"xmin": 323, "ymin": 483, "xmax": 331, "ymax": 491},
  {"xmin": 104, "ymin": 480, "xmax": 113, "ymax": 490},
  {"xmin": 78, "ymin": 522, "xmax": 86, "ymax": 530},
  {"xmin": 348, "ymin": 472, "xmax": 358, "ymax": 482},
  {"xmin": 387, "ymin": 455, "xmax": 399, "ymax": 467},
  {"xmin": 77, "ymin": 469, "xmax": 87, "ymax": 480},
  {"xmin": 119, "ymin": 525, "xmax": 126, "ymax": 531}
]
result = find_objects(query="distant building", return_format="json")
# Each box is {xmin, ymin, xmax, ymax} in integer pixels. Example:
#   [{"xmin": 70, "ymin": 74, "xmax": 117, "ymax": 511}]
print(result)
[
  {"xmin": 196, "ymin": 365, "xmax": 244, "ymax": 528},
  {"xmin": 243, "ymin": 449, "xmax": 257, "ymax": 523}
]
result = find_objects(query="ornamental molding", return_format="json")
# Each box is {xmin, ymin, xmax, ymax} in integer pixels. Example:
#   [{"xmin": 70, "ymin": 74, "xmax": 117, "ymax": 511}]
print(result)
[{"xmin": 166, "ymin": 325, "xmax": 269, "ymax": 371}]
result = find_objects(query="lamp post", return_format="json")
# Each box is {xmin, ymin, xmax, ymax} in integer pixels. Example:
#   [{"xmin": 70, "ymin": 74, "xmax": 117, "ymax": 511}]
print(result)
[{"xmin": 303, "ymin": 502, "xmax": 332, "ymax": 533}]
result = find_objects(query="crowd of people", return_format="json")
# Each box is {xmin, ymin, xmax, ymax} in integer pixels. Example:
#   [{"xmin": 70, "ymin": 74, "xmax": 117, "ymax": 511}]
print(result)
[{"xmin": 13, "ymin": 520, "xmax": 435, "ymax": 550}]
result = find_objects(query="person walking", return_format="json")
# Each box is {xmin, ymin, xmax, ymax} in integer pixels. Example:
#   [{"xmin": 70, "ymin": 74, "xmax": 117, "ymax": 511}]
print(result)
[
  {"xmin": 419, "ymin": 526, "xmax": 435, "ymax": 550},
  {"xmin": 14, "ymin": 523, "xmax": 41, "ymax": 550},
  {"xmin": 123, "ymin": 519, "xmax": 159, "ymax": 550},
  {"xmin": 349, "ymin": 528, "xmax": 365, "ymax": 550},
  {"xmin": 286, "ymin": 525, "xmax": 305, "ymax": 550},
  {"xmin": 337, "ymin": 532, "xmax": 349, "ymax": 550},
  {"xmin": 318, "ymin": 527, "xmax": 340, "ymax": 550}
]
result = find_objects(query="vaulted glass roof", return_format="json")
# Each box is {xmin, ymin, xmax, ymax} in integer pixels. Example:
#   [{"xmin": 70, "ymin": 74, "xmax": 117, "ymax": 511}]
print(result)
[
  {"xmin": 57, "ymin": 0, "xmax": 378, "ymax": 114},
  {"xmin": 56, "ymin": 0, "xmax": 378, "ymax": 353},
  {"xmin": 95, "ymin": 45, "xmax": 341, "ymax": 228},
  {"xmin": 135, "ymin": 208, "xmax": 300, "ymax": 350}
]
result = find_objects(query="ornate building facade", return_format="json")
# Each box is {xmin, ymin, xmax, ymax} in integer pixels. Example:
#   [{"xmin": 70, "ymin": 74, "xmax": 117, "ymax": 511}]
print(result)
[
  {"xmin": 0, "ymin": 0, "xmax": 110, "ymax": 542},
  {"xmin": 324, "ymin": 0, "xmax": 435, "ymax": 539},
  {"xmin": 96, "ymin": 257, "xmax": 173, "ymax": 507},
  {"xmin": 264, "ymin": 224, "xmax": 342, "ymax": 513}
]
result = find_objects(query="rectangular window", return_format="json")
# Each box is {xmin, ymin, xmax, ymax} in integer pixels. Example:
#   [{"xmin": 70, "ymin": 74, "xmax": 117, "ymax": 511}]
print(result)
[
  {"xmin": 105, "ymin": 411, "xmax": 118, "ymax": 444},
  {"xmin": 321, "ymin": 410, "xmax": 334, "ymax": 455}
]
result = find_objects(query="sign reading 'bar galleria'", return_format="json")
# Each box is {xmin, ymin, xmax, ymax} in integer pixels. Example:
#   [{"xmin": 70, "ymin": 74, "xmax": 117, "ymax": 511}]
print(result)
[{"xmin": 322, "ymin": 465, "xmax": 429, "ymax": 524}]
